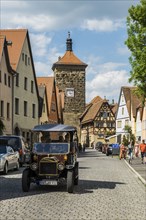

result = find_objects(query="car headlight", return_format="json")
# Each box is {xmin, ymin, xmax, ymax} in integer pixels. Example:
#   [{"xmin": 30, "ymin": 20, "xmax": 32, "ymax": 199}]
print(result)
[
  {"xmin": 31, "ymin": 162, "xmax": 38, "ymax": 171},
  {"xmin": 0, "ymin": 156, "xmax": 4, "ymax": 161},
  {"xmin": 33, "ymin": 154, "xmax": 38, "ymax": 161},
  {"xmin": 57, "ymin": 163, "xmax": 64, "ymax": 171}
]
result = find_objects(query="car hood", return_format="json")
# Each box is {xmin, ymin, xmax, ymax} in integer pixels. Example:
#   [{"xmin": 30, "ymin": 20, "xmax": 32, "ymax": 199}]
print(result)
[{"xmin": 0, "ymin": 153, "xmax": 5, "ymax": 158}]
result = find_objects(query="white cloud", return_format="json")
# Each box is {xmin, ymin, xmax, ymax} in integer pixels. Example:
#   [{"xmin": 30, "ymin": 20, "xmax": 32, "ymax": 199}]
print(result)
[
  {"xmin": 35, "ymin": 61, "xmax": 53, "ymax": 77},
  {"xmin": 117, "ymin": 46, "xmax": 130, "ymax": 55},
  {"xmin": 11, "ymin": 14, "xmax": 58, "ymax": 31},
  {"xmin": 81, "ymin": 18, "xmax": 124, "ymax": 32},
  {"xmin": 97, "ymin": 62, "xmax": 127, "ymax": 73},
  {"xmin": 86, "ymin": 70, "xmax": 131, "ymax": 103},
  {"xmin": 2, "ymin": 1, "xmax": 28, "ymax": 9},
  {"xmin": 47, "ymin": 47, "xmax": 63, "ymax": 65},
  {"xmin": 33, "ymin": 46, "xmax": 63, "ymax": 76},
  {"xmin": 86, "ymin": 59, "xmax": 128, "ymax": 78},
  {"xmin": 30, "ymin": 33, "xmax": 52, "ymax": 57}
]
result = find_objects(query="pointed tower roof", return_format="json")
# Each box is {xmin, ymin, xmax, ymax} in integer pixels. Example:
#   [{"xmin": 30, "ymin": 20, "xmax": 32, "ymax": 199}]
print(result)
[{"xmin": 52, "ymin": 32, "xmax": 87, "ymax": 70}]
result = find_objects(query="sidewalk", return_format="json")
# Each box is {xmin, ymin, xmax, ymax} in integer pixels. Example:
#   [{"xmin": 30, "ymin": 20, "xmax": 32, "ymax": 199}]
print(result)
[{"xmin": 125, "ymin": 156, "xmax": 146, "ymax": 185}]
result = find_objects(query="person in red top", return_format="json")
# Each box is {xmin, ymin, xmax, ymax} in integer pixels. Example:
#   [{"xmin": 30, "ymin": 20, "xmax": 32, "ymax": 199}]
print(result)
[
  {"xmin": 119, "ymin": 143, "xmax": 127, "ymax": 160},
  {"xmin": 139, "ymin": 140, "xmax": 146, "ymax": 164}
]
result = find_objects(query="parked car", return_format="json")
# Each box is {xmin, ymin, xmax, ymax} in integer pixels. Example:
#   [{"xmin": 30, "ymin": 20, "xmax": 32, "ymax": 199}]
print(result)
[
  {"xmin": 22, "ymin": 123, "xmax": 79, "ymax": 193},
  {"xmin": 102, "ymin": 144, "xmax": 108, "ymax": 154},
  {"xmin": 106, "ymin": 144, "xmax": 113, "ymax": 156},
  {"xmin": 95, "ymin": 142, "xmax": 103, "ymax": 151},
  {"xmin": 0, "ymin": 135, "xmax": 30, "ymax": 166},
  {"xmin": 0, "ymin": 145, "xmax": 19, "ymax": 174}
]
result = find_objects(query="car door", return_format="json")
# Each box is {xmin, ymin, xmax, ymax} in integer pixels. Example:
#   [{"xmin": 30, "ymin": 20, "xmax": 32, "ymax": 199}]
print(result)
[{"xmin": 7, "ymin": 146, "xmax": 16, "ymax": 169}]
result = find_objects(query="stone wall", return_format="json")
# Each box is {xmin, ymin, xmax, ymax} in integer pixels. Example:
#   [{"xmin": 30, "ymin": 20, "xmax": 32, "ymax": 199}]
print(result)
[
  {"xmin": 55, "ymin": 68, "xmax": 86, "ymax": 113},
  {"xmin": 54, "ymin": 66, "xmax": 86, "ymax": 141}
]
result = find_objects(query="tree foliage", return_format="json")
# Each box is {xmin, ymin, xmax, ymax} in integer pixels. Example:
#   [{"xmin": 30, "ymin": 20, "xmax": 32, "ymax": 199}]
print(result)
[
  {"xmin": 125, "ymin": 0, "xmax": 146, "ymax": 103},
  {"xmin": 122, "ymin": 125, "xmax": 136, "ymax": 146}
]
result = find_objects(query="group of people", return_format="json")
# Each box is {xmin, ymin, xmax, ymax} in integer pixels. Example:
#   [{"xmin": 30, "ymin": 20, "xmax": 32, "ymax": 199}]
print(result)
[
  {"xmin": 59, "ymin": 133, "xmax": 70, "ymax": 142},
  {"xmin": 119, "ymin": 139, "xmax": 146, "ymax": 164},
  {"xmin": 40, "ymin": 133, "xmax": 70, "ymax": 143}
]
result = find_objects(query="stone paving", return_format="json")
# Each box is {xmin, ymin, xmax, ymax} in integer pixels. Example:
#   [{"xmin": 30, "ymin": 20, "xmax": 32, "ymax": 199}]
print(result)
[
  {"xmin": 0, "ymin": 149, "xmax": 146, "ymax": 220},
  {"xmin": 125, "ymin": 156, "xmax": 146, "ymax": 183}
]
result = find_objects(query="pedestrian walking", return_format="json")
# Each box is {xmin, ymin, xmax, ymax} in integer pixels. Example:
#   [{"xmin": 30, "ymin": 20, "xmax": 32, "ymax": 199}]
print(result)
[
  {"xmin": 139, "ymin": 140, "xmax": 146, "ymax": 164},
  {"xmin": 119, "ymin": 143, "xmax": 126, "ymax": 160},
  {"xmin": 83, "ymin": 142, "xmax": 86, "ymax": 152},
  {"xmin": 134, "ymin": 141, "xmax": 139, "ymax": 157},
  {"xmin": 128, "ymin": 141, "xmax": 134, "ymax": 164}
]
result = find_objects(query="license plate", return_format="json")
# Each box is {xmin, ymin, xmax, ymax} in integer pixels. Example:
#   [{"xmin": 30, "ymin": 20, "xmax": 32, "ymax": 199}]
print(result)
[{"xmin": 39, "ymin": 180, "xmax": 57, "ymax": 185}]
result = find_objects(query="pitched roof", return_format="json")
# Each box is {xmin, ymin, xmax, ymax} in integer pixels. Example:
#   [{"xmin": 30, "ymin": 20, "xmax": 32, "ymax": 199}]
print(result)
[
  {"xmin": 0, "ymin": 29, "xmax": 27, "ymax": 70},
  {"xmin": 122, "ymin": 86, "xmax": 141, "ymax": 118},
  {"xmin": 38, "ymin": 85, "xmax": 49, "ymax": 118},
  {"xmin": 0, "ymin": 35, "xmax": 13, "ymax": 73},
  {"xmin": 0, "ymin": 36, "xmax": 5, "ymax": 60},
  {"xmin": 110, "ymin": 103, "xmax": 118, "ymax": 115},
  {"xmin": 52, "ymin": 51, "xmax": 87, "ymax": 70},
  {"xmin": 81, "ymin": 96, "xmax": 104, "ymax": 124},
  {"xmin": 37, "ymin": 77, "xmax": 54, "ymax": 114},
  {"xmin": 79, "ymin": 96, "xmax": 103, "ymax": 120}
]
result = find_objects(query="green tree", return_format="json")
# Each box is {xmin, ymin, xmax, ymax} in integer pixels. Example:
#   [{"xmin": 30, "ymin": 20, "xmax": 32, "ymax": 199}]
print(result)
[
  {"xmin": 0, "ymin": 119, "xmax": 5, "ymax": 135},
  {"xmin": 125, "ymin": 0, "xmax": 146, "ymax": 104},
  {"xmin": 123, "ymin": 125, "xmax": 136, "ymax": 146}
]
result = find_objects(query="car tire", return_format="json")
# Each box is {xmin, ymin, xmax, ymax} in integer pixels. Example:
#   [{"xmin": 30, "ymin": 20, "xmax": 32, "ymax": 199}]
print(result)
[
  {"xmin": 15, "ymin": 160, "xmax": 20, "ymax": 171},
  {"xmin": 3, "ymin": 162, "xmax": 8, "ymax": 175},
  {"xmin": 74, "ymin": 176, "xmax": 78, "ymax": 185},
  {"xmin": 22, "ymin": 169, "xmax": 30, "ymax": 192},
  {"xmin": 19, "ymin": 162, "xmax": 23, "ymax": 167},
  {"xmin": 67, "ymin": 170, "xmax": 74, "ymax": 193}
]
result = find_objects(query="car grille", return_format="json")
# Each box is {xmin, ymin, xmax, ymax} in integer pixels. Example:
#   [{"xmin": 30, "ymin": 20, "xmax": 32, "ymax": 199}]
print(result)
[{"xmin": 39, "ymin": 162, "xmax": 57, "ymax": 175}]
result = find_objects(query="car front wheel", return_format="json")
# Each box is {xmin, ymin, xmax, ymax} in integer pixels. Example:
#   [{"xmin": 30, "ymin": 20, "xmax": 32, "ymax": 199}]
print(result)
[
  {"xmin": 22, "ymin": 169, "xmax": 30, "ymax": 192},
  {"xmin": 3, "ymin": 162, "xmax": 8, "ymax": 175}
]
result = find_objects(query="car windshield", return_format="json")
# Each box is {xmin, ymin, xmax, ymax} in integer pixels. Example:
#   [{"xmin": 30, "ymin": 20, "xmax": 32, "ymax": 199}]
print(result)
[
  {"xmin": 33, "ymin": 143, "xmax": 69, "ymax": 154},
  {"xmin": 0, "ymin": 145, "xmax": 7, "ymax": 154},
  {"xmin": 0, "ymin": 138, "xmax": 19, "ymax": 150}
]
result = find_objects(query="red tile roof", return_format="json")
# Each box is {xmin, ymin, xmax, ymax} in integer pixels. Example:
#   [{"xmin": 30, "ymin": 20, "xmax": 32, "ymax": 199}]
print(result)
[
  {"xmin": 0, "ymin": 29, "xmax": 27, "ymax": 70},
  {"xmin": 122, "ymin": 86, "xmax": 141, "ymax": 118},
  {"xmin": 37, "ymin": 77, "xmax": 54, "ymax": 114},
  {"xmin": 52, "ymin": 51, "xmax": 87, "ymax": 69},
  {"xmin": 81, "ymin": 96, "xmax": 103, "ymax": 124},
  {"xmin": 0, "ymin": 36, "xmax": 5, "ymax": 60}
]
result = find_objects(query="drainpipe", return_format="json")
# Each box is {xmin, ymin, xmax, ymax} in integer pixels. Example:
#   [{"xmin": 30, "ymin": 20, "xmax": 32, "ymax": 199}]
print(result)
[{"xmin": 12, "ymin": 72, "xmax": 17, "ymax": 134}]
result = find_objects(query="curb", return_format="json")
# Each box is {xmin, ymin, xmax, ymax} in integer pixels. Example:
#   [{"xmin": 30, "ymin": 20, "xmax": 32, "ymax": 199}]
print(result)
[{"xmin": 124, "ymin": 159, "xmax": 146, "ymax": 186}]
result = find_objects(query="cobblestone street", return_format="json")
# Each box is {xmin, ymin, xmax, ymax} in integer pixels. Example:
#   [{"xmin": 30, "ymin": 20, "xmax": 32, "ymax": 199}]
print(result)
[{"xmin": 0, "ymin": 149, "xmax": 146, "ymax": 220}]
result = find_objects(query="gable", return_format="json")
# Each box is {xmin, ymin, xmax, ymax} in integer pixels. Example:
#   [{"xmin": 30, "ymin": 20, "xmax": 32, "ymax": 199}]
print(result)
[
  {"xmin": 95, "ymin": 101, "xmax": 115, "ymax": 119},
  {"xmin": 37, "ymin": 77, "xmax": 54, "ymax": 114},
  {"xmin": 0, "ymin": 36, "xmax": 12, "ymax": 73},
  {"xmin": 81, "ymin": 98, "xmax": 104, "ymax": 124},
  {"xmin": 0, "ymin": 29, "xmax": 27, "ymax": 71},
  {"xmin": 37, "ymin": 77, "xmax": 59, "ymax": 123}
]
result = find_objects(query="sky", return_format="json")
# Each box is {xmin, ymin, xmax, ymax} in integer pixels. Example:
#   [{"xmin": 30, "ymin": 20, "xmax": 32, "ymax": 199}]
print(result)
[{"xmin": 1, "ymin": 0, "xmax": 140, "ymax": 103}]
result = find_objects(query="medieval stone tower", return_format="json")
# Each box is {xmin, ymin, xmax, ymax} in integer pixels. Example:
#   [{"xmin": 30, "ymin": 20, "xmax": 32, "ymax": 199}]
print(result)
[{"xmin": 52, "ymin": 32, "xmax": 87, "ymax": 138}]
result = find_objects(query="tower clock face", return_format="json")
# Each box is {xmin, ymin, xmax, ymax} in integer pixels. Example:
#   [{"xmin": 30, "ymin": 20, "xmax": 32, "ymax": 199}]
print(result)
[{"xmin": 66, "ymin": 88, "xmax": 74, "ymax": 97}]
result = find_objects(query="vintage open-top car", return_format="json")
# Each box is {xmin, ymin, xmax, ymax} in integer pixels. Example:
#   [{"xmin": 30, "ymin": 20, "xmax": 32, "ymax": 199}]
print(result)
[{"xmin": 22, "ymin": 123, "xmax": 79, "ymax": 193}]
